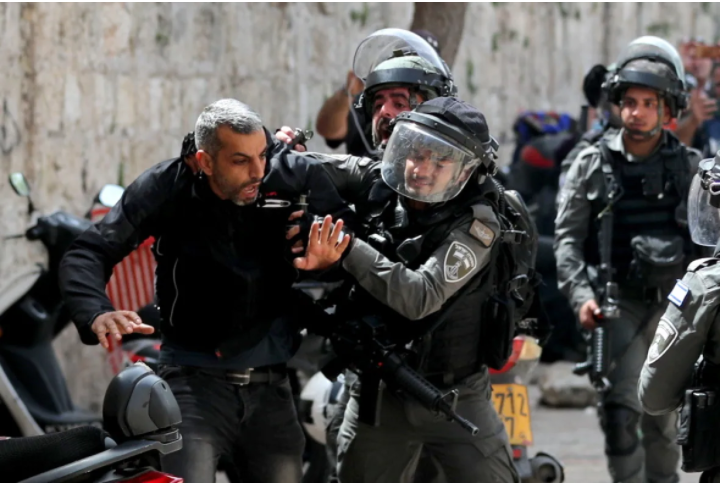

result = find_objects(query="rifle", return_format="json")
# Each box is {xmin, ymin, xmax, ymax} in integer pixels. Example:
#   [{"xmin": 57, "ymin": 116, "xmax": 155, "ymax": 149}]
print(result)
[
  {"xmin": 320, "ymin": 316, "xmax": 479, "ymax": 435},
  {"xmin": 573, "ymin": 145, "xmax": 623, "ymax": 393}
]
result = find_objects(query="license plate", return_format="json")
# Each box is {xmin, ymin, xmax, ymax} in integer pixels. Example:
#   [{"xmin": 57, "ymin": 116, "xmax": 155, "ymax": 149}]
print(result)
[{"xmin": 491, "ymin": 383, "xmax": 533, "ymax": 446}]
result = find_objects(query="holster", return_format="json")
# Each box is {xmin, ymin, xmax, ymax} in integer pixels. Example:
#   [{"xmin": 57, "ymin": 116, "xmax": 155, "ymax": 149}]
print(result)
[{"xmin": 677, "ymin": 386, "xmax": 720, "ymax": 473}]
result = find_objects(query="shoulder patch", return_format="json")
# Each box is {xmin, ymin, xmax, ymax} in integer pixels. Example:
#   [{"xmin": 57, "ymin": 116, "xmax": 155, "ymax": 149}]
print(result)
[
  {"xmin": 469, "ymin": 220, "xmax": 495, "ymax": 247},
  {"xmin": 444, "ymin": 241, "xmax": 478, "ymax": 283},
  {"xmin": 687, "ymin": 257, "xmax": 717, "ymax": 273},
  {"xmin": 667, "ymin": 279, "xmax": 690, "ymax": 307},
  {"xmin": 647, "ymin": 317, "xmax": 679, "ymax": 364}
]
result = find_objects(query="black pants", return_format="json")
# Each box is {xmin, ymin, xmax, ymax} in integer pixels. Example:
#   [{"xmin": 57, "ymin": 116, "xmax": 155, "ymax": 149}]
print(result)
[{"xmin": 158, "ymin": 365, "xmax": 305, "ymax": 483}]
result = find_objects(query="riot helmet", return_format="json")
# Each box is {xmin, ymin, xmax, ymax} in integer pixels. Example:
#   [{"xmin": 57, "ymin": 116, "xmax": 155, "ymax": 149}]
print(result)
[
  {"xmin": 354, "ymin": 29, "xmax": 456, "ymax": 117},
  {"xmin": 688, "ymin": 151, "xmax": 720, "ymax": 247},
  {"xmin": 604, "ymin": 36, "xmax": 688, "ymax": 138},
  {"xmin": 381, "ymin": 97, "xmax": 498, "ymax": 204}
]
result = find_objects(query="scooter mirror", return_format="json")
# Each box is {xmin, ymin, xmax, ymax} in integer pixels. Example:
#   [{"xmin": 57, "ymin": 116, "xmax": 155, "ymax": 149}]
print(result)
[
  {"xmin": 98, "ymin": 184, "xmax": 125, "ymax": 208},
  {"xmin": 9, "ymin": 173, "xmax": 31, "ymax": 197}
]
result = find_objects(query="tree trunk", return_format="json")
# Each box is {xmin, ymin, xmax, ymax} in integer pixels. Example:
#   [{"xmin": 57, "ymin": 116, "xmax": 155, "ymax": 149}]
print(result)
[{"xmin": 410, "ymin": 2, "xmax": 468, "ymax": 68}]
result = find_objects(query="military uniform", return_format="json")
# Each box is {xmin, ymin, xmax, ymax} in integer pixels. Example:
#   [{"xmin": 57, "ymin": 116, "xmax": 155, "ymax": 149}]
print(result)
[
  {"xmin": 332, "ymin": 175, "xmax": 517, "ymax": 483},
  {"xmin": 640, "ymin": 148, "xmax": 720, "ymax": 482},
  {"xmin": 555, "ymin": 128, "xmax": 700, "ymax": 482},
  {"xmin": 638, "ymin": 256, "xmax": 720, "ymax": 414},
  {"xmin": 557, "ymin": 127, "xmax": 619, "ymax": 196},
  {"xmin": 299, "ymin": 27, "xmax": 460, "ymax": 482},
  {"xmin": 302, "ymin": 97, "xmax": 522, "ymax": 483}
]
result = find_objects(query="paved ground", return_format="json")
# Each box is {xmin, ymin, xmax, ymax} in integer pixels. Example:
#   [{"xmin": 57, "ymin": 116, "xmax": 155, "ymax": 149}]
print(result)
[
  {"xmin": 527, "ymin": 385, "xmax": 701, "ymax": 483},
  {"xmin": 218, "ymin": 383, "xmax": 701, "ymax": 483}
]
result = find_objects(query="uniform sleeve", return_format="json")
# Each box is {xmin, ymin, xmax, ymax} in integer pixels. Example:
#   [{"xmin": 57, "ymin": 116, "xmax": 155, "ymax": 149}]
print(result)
[
  {"xmin": 341, "ymin": 204, "xmax": 499, "ymax": 321},
  {"xmin": 558, "ymin": 139, "xmax": 589, "ymax": 195},
  {"xmin": 301, "ymin": 152, "xmax": 380, "ymax": 206},
  {"xmin": 638, "ymin": 268, "xmax": 720, "ymax": 415},
  {"xmin": 553, "ymin": 153, "xmax": 597, "ymax": 315},
  {"xmin": 58, "ymin": 160, "xmax": 185, "ymax": 344}
]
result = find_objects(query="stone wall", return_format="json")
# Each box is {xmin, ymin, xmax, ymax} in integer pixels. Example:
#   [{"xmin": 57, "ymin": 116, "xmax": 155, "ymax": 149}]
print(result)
[{"xmin": 0, "ymin": 2, "xmax": 718, "ymax": 410}]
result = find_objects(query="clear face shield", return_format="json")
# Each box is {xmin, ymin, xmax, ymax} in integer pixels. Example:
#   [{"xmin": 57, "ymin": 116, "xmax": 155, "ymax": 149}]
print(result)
[
  {"xmin": 352, "ymin": 28, "xmax": 451, "ymax": 83},
  {"xmin": 688, "ymin": 173, "xmax": 720, "ymax": 247},
  {"xmin": 381, "ymin": 121, "xmax": 481, "ymax": 204}
]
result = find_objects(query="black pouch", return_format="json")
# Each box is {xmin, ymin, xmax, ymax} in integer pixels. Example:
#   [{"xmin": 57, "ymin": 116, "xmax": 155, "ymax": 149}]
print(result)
[
  {"xmin": 629, "ymin": 234, "xmax": 686, "ymax": 287},
  {"xmin": 479, "ymin": 294, "xmax": 515, "ymax": 370},
  {"xmin": 677, "ymin": 387, "xmax": 720, "ymax": 473}
]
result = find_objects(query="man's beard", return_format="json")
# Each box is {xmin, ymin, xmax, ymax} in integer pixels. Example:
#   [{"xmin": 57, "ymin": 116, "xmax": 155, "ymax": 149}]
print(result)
[
  {"xmin": 372, "ymin": 117, "xmax": 392, "ymax": 148},
  {"xmin": 213, "ymin": 173, "xmax": 262, "ymax": 206}
]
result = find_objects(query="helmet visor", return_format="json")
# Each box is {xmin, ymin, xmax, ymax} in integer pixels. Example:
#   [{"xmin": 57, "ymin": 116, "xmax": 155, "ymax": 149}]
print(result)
[
  {"xmin": 381, "ymin": 121, "xmax": 480, "ymax": 203},
  {"xmin": 353, "ymin": 28, "xmax": 449, "ymax": 82},
  {"xmin": 688, "ymin": 173, "xmax": 720, "ymax": 247}
]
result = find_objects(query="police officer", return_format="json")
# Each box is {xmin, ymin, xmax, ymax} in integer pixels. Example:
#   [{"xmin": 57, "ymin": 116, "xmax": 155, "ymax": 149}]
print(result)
[
  {"xmin": 639, "ymin": 152, "xmax": 720, "ymax": 483},
  {"xmin": 314, "ymin": 29, "xmax": 445, "ymax": 158},
  {"xmin": 281, "ymin": 28, "xmax": 456, "ymax": 163},
  {"xmin": 279, "ymin": 29, "xmax": 459, "ymax": 482},
  {"xmin": 294, "ymin": 96, "xmax": 520, "ymax": 483},
  {"xmin": 554, "ymin": 36, "xmax": 701, "ymax": 482},
  {"xmin": 59, "ymin": 99, "xmax": 355, "ymax": 483},
  {"xmin": 557, "ymin": 63, "xmax": 624, "ymax": 196}
]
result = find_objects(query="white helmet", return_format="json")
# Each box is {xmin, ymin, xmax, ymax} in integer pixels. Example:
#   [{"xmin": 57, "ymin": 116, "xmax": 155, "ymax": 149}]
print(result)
[{"xmin": 299, "ymin": 372, "xmax": 344, "ymax": 445}]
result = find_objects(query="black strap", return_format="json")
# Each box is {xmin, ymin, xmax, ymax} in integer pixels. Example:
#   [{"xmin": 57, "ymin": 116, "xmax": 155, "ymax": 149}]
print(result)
[
  {"xmin": 597, "ymin": 142, "xmax": 625, "ymax": 284},
  {"xmin": 663, "ymin": 146, "xmax": 692, "ymax": 201}
]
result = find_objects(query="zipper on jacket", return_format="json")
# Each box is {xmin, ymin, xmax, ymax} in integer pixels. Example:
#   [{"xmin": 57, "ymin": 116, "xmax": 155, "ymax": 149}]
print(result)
[{"xmin": 169, "ymin": 258, "xmax": 179, "ymax": 327}]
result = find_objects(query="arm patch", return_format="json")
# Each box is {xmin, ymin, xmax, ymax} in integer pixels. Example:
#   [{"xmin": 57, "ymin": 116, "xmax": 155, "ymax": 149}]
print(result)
[{"xmin": 469, "ymin": 220, "xmax": 495, "ymax": 247}]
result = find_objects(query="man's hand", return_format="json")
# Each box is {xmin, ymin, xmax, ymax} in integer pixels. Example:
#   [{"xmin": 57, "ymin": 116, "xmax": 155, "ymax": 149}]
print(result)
[
  {"xmin": 579, "ymin": 299, "xmax": 602, "ymax": 330},
  {"xmin": 346, "ymin": 70, "xmax": 364, "ymax": 97},
  {"xmin": 91, "ymin": 311, "xmax": 155, "ymax": 350},
  {"xmin": 275, "ymin": 127, "xmax": 307, "ymax": 152},
  {"xmin": 294, "ymin": 215, "xmax": 351, "ymax": 271},
  {"xmin": 689, "ymin": 89, "xmax": 717, "ymax": 124}
]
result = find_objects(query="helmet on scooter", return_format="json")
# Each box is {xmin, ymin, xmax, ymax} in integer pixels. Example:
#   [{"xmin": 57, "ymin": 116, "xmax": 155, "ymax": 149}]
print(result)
[
  {"xmin": 103, "ymin": 362, "xmax": 182, "ymax": 442},
  {"xmin": 298, "ymin": 372, "xmax": 344, "ymax": 445}
]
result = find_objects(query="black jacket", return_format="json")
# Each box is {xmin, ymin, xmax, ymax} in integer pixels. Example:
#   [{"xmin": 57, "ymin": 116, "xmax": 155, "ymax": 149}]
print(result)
[{"xmin": 59, "ymin": 133, "xmax": 355, "ymax": 355}]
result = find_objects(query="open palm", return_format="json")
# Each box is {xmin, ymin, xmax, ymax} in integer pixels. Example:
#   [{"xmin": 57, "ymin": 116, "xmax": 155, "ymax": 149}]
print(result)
[{"xmin": 294, "ymin": 215, "xmax": 351, "ymax": 271}]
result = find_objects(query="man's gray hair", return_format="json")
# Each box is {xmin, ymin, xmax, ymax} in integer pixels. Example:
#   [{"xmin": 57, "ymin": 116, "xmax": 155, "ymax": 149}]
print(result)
[{"xmin": 195, "ymin": 99, "xmax": 264, "ymax": 155}]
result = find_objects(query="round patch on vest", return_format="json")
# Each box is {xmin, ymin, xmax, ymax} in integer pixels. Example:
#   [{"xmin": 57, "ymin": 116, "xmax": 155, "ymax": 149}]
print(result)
[
  {"xmin": 647, "ymin": 317, "xmax": 679, "ymax": 364},
  {"xmin": 444, "ymin": 241, "xmax": 478, "ymax": 283}
]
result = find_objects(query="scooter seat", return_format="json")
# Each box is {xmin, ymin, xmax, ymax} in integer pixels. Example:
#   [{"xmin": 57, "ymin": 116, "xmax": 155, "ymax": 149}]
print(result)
[{"xmin": 0, "ymin": 426, "xmax": 112, "ymax": 482}]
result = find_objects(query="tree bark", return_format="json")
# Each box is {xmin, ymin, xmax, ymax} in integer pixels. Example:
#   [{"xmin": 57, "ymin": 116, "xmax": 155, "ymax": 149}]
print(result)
[{"xmin": 410, "ymin": 2, "xmax": 468, "ymax": 69}]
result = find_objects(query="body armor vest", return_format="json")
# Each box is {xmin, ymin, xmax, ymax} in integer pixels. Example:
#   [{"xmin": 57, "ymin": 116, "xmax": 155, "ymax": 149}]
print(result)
[
  {"xmin": 587, "ymin": 136, "xmax": 691, "ymax": 286},
  {"xmin": 347, "ymin": 180, "xmax": 500, "ymax": 381}
]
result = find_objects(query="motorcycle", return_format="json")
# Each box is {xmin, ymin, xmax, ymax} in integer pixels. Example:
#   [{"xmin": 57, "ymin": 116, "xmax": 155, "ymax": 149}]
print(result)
[
  {"xmin": 0, "ymin": 173, "xmax": 162, "ymax": 438},
  {"xmin": 0, "ymin": 362, "xmax": 183, "ymax": 483},
  {"xmin": 1, "ymin": 173, "xmax": 102, "ymax": 436},
  {"xmin": 489, "ymin": 335, "xmax": 565, "ymax": 483}
]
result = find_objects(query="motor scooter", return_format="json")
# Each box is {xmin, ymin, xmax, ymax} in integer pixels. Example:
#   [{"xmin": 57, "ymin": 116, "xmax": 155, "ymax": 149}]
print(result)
[
  {"xmin": 490, "ymin": 335, "xmax": 565, "ymax": 482},
  {"xmin": 0, "ymin": 362, "xmax": 183, "ymax": 483}
]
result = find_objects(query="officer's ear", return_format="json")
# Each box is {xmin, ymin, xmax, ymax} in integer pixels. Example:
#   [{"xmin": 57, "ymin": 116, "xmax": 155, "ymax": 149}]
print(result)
[
  {"xmin": 662, "ymin": 103, "xmax": 672, "ymax": 125},
  {"xmin": 196, "ymin": 150, "xmax": 214, "ymax": 177}
]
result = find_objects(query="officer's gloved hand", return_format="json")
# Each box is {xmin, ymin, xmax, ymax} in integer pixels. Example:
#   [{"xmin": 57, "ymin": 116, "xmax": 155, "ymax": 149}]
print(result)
[{"xmin": 286, "ymin": 209, "xmax": 317, "ymax": 260}]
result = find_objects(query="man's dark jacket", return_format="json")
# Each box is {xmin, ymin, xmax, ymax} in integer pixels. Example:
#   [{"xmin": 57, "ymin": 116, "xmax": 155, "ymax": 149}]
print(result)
[{"xmin": 59, "ymin": 132, "xmax": 354, "ymax": 355}]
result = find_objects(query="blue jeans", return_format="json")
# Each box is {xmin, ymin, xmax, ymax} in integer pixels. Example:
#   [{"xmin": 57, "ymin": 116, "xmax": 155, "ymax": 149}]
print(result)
[{"xmin": 158, "ymin": 365, "xmax": 305, "ymax": 483}]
